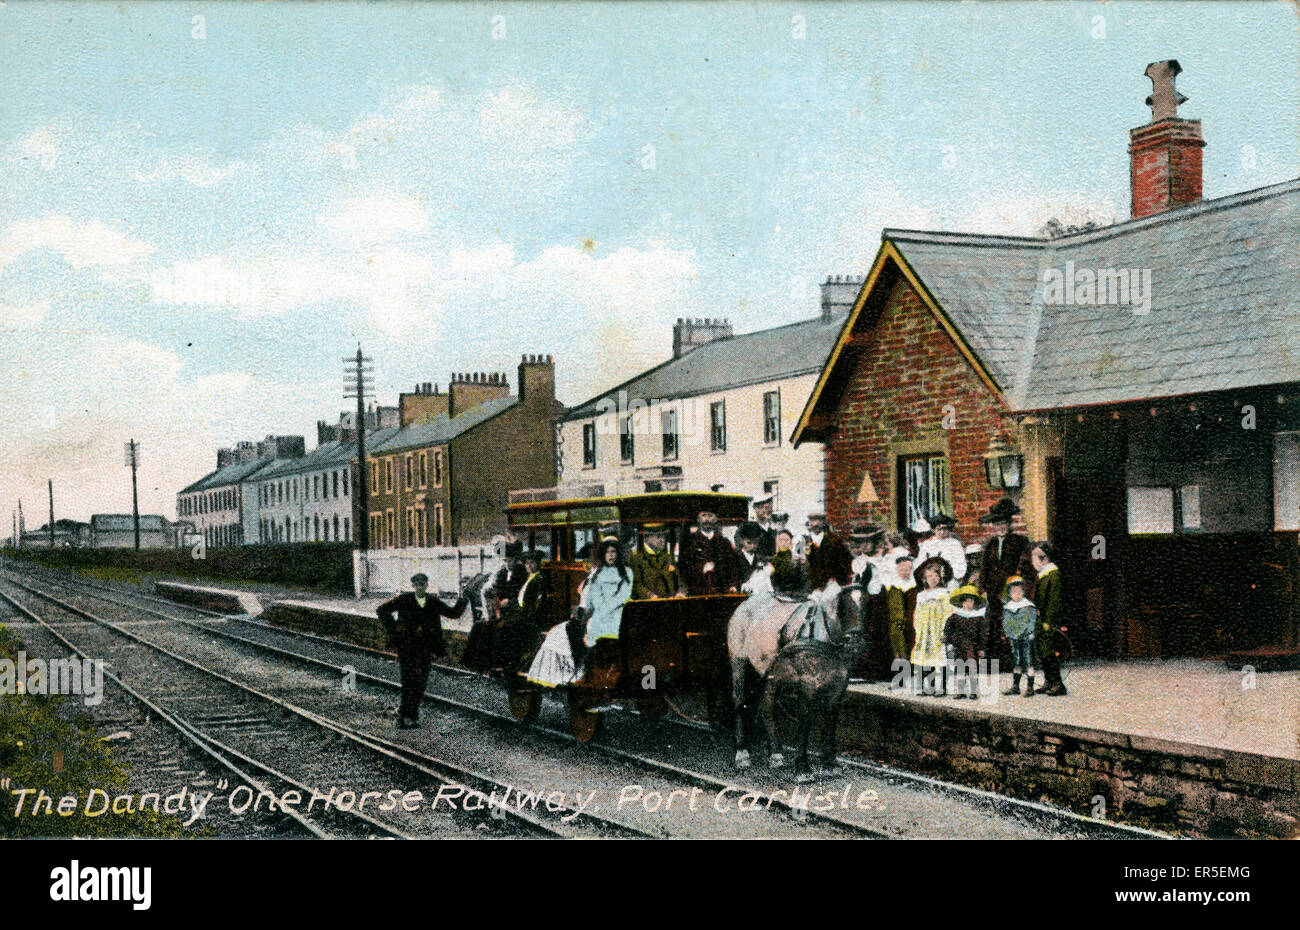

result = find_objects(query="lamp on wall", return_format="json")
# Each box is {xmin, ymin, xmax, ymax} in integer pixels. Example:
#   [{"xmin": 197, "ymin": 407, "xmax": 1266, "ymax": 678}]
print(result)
[{"xmin": 983, "ymin": 435, "xmax": 1024, "ymax": 490}]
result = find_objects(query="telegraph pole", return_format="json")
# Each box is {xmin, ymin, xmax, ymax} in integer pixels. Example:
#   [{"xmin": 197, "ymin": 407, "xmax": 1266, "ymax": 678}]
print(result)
[
  {"xmin": 48, "ymin": 479, "xmax": 54, "ymax": 549},
  {"xmin": 17, "ymin": 500, "xmax": 24, "ymax": 549},
  {"xmin": 343, "ymin": 346, "xmax": 375, "ymax": 553},
  {"xmin": 125, "ymin": 439, "xmax": 141, "ymax": 550}
]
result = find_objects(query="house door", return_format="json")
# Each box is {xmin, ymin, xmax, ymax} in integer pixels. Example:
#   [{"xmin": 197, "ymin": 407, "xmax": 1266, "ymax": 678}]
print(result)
[{"xmin": 1049, "ymin": 457, "xmax": 1127, "ymax": 657}]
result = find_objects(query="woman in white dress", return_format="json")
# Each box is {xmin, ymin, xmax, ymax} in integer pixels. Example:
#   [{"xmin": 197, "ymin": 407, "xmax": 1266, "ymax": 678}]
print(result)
[{"xmin": 527, "ymin": 538, "xmax": 634, "ymax": 688}]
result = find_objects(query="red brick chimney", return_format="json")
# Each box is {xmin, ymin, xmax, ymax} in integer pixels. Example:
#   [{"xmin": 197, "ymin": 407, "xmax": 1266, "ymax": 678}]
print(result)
[{"xmin": 1129, "ymin": 59, "xmax": 1204, "ymax": 220}]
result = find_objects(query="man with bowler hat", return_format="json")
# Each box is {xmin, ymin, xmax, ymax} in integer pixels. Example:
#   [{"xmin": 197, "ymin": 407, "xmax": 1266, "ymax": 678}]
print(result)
[
  {"xmin": 378, "ymin": 573, "xmax": 468, "ymax": 729},
  {"xmin": 977, "ymin": 498, "xmax": 1035, "ymax": 655}
]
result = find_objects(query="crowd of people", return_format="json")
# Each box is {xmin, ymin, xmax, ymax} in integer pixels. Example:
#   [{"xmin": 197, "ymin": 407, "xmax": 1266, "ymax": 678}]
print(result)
[{"xmin": 382, "ymin": 493, "xmax": 1069, "ymax": 728}]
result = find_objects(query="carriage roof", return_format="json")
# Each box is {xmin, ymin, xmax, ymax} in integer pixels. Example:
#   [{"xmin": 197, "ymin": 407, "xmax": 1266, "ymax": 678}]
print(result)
[{"xmin": 506, "ymin": 490, "xmax": 750, "ymax": 530}]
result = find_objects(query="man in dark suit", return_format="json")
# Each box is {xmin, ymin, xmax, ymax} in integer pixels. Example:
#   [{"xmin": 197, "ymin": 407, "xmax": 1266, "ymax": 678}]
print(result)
[
  {"xmin": 377, "ymin": 573, "xmax": 468, "ymax": 729},
  {"xmin": 977, "ymin": 498, "xmax": 1035, "ymax": 655},
  {"xmin": 679, "ymin": 510, "xmax": 739, "ymax": 595},
  {"xmin": 733, "ymin": 522, "xmax": 765, "ymax": 586},
  {"xmin": 752, "ymin": 496, "xmax": 778, "ymax": 558},
  {"xmin": 802, "ymin": 513, "xmax": 853, "ymax": 591}
]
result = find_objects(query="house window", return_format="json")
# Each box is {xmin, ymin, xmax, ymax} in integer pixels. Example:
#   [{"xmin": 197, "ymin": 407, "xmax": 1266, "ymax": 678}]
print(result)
[
  {"xmin": 404, "ymin": 455, "xmax": 413, "ymax": 491},
  {"xmin": 369, "ymin": 462, "xmax": 378, "ymax": 494},
  {"xmin": 763, "ymin": 479, "xmax": 781, "ymax": 514},
  {"xmin": 405, "ymin": 507, "xmax": 414, "ymax": 546},
  {"xmin": 763, "ymin": 390, "xmax": 781, "ymax": 445},
  {"xmin": 385, "ymin": 510, "xmax": 395, "ymax": 548},
  {"xmin": 662, "ymin": 408, "xmax": 679, "ymax": 461},
  {"xmin": 342, "ymin": 469, "xmax": 349, "ymax": 497},
  {"xmin": 710, "ymin": 401, "xmax": 727, "ymax": 452},
  {"xmin": 1127, "ymin": 486, "xmax": 1202, "ymax": 535},
  {"xmin": 343, "ymin": 517, "xmax": 350, "ymax": 541},
  {"xmin": 333, "ymin": 514, "xmax": 340, "ymax": 541},
  {"xmin": 433, "ymin": 450, "xmax": 443, "ymax": 487},
  {"xmin": 899, "ymin": 454, "xmax": 951, "ymax": 530},
  {"xmin": 433, "ymin": 504, "xmax": 445, "ymax": 546},
  {"xmin": 419, "ymin": 452, "xmax": 427, "ymax": 488},
  {"xmin": 620, "ymin": 416, "xmax": 635, "ymax": 464},
  {"xmin": 416, "ymin": 508, "xmax": 425, "ymax": 547},
  {"xmin": 583, "ymin": 423, "xmax": 597, "ymax": 468},
  {"xmin": 332, "ymin": 472, "xmax": 339, "ymax": 498},
  {"xmin": 385, "ymin": 459, "xmax": 393, "ymax": 493}
]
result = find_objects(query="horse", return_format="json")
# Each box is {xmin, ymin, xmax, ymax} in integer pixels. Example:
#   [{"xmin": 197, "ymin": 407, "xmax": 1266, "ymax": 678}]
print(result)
[{"xmin": 726, "ymin": 581, "xmax": 866, "ymax": 781}]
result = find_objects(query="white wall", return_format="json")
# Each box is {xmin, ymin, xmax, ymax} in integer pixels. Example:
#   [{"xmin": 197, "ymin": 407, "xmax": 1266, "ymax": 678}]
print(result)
[
  {"xmin": 252, "ymin": 465, "xmax": 354, "ymax": 544},
  {"xmin": 558, "ymin": 372, "xmax": 825, "ymax": 524}
]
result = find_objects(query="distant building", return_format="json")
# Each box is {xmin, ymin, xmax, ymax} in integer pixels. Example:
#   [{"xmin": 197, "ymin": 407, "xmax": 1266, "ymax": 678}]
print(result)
[
  {"xmin": 250, "ymin": 437, "xmax": 382, "ymax": 544},
  {"xmin": 177, "ymin": 436, "xmax": 305, "ymax": 549},
  {"xmin": 316, "ymin": 404, "xmax": 399, "ymax": 445},
  {"xmin": 19, "ymin": 519, "xmax": 90, "ymax": 548},
  {"xmin": 88, "ymin": 514, "xmax": 170, "ymax": 548}
]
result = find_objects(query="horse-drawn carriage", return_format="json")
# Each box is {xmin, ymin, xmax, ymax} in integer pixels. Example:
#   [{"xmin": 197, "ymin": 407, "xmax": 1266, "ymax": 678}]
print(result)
[{"xmin": 501, "ymin": 490, "xmax": 750, "ymax": 743}]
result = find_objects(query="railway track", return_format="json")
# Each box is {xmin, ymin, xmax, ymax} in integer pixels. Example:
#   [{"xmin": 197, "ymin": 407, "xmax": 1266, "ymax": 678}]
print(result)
[
  {"xmin": 0, "ymin": 575, "xmax": 650, "ymax": 839},
  {"xmin": 3, "ymin": 566, "xmax": 1167, "ymax": 839}
]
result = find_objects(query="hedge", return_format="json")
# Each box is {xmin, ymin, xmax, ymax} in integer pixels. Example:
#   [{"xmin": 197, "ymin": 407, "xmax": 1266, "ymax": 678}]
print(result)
[{"xmin": 2, "ymin": 543, "xmax": 353, "ymax": 594}]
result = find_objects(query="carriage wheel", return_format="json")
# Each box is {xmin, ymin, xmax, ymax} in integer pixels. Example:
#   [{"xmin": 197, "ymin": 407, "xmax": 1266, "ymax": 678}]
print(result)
[
  {"xmin": 568, "ymin": 690, "xmax": 604, "ymax": 744},
  {"xmin": 508, "ymin": 684, "xmax": 542, "ymax": 726}
]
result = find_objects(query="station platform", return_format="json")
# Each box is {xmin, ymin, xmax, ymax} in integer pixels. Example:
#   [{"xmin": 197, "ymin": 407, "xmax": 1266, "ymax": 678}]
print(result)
[
  {"xmin": 151, "ymin": 578, "xmax": 1299, "ymax": 837},
  {"xmin": 838, "ymin": 660, "xmax": 1300, "ymax": 837}
]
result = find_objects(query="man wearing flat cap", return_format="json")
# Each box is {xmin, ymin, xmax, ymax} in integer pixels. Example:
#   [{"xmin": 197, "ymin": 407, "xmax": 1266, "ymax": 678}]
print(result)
[
  {"xmin": 378, "ymin": 573, "xmax": 468, "ymax": 729},
  {"xmin": 630, "ymin": 523, "xmax": 685, "ymax": 599}
]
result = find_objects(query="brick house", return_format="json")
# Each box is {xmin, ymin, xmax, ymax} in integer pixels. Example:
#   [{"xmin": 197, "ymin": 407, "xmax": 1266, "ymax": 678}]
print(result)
[
  {"xmin": 362, "ymin": 355, "xmax": 562, "ymax": 548},
  {"xmin": 793, "ymin": 61, "xmax": 1300, "ymax": 659}
]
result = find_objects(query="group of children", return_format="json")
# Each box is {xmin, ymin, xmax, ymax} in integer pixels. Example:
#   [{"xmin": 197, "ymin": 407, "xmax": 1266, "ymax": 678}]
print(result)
[{"xmin": 850, "ymin": 512, "xmax": 1064, "ymax": 699}]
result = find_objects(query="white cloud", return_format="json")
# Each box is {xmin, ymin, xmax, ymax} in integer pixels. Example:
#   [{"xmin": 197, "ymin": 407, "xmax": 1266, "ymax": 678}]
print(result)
[
  {"xmin": 318, "ymin": 195, "xmax": 430, "ymax": 244},
  {"xmin": 136, "ymin": 154, "xmax": 248, "ymax": 187},
  {"xmin": 0, "ymin": 215, "xmax": 154, "ymax": 271},
  {"xmin": 18, "ymin": 129, "xmax": 59, "ymax": 171},
  {"xmin": 0, "ymin": 299, "xmax": 51, "ymax": 330}
]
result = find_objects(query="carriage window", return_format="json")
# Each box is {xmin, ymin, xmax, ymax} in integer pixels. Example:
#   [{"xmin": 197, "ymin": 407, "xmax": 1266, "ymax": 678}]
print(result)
[
  {"xmin": 661, "ymin": 409, "xmax": 679, "ymax": 461},
  {"xmin": 899, "ymin": 454, "xmax": 950, "ymax": 530}
]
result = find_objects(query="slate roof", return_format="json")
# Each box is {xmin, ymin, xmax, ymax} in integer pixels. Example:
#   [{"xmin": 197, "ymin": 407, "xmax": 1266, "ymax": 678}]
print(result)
[
  {"xmin": 883, "ymin": 177, "xmax": 1300, "ymax": 411},
  {"xmin": 179, "ymin": 455, "xmax": 274, "ymax": 494},
  {"xmin": 564, "ymin": 313, "xmax": 845, "ymax": 421},
  {"xmin": 369, "ymin": 395, "xmax": 517, "ymax": 455},
  {"xmin": 250, "ymin": 439, "xmax": 354, "ymax": 482}
]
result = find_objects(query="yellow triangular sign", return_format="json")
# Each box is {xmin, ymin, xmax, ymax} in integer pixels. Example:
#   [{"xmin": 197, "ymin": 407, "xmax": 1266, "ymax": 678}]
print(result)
[{"xmin": 857, "ymin": 470, "xmax": 879, "ymax": 504}]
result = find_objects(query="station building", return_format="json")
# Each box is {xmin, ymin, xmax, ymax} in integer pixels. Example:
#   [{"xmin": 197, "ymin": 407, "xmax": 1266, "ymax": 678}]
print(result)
[{"xmin": 793, "ymin": 61, "xmax": 1300, "ymax": 658}]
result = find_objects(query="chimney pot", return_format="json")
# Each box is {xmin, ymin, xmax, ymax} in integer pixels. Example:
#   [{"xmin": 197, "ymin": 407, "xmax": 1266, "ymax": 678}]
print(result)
[{"xmin": 1129, "ymin": 60, "xmax": 1204, "ymax": 220}]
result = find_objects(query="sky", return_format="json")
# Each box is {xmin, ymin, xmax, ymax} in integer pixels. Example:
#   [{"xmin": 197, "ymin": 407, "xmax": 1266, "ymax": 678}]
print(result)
[{"xmin": 0, "ymin": 0, "xmax": 1296, "ymax": 525}]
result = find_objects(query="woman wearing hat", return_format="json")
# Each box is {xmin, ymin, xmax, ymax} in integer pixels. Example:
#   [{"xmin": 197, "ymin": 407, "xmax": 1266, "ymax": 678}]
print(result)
[
  {"xmin": 884, "ymin": 551, "xmax": 917, "ymax": 668},
  {"xmin": 916, "ymin": 513, "xmax": 966, "ymax": 591},
  {"xmin": 911, "ymin": 556, "xmax": 954, "ymax": 695},
  {"xmin": 629, "ymin": 523, "xmax": 684, "ymax": 599},
  {"xmin": 945, "ymin": 584, "xmax": 988, "ymax": 699}
]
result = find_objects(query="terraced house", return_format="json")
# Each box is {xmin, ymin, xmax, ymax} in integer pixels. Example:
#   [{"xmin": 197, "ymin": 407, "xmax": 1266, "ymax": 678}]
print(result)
[
  {"xmin": 177, "ymin": 436, "xmax": 305, "ymax": 549},
  {"xmin": 364, "ymin": 355, "xmax": 561, "ymax": 548},
  {"xmin": 556, "ymin": 277, "xmax": 859, "ymax": 526}
]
